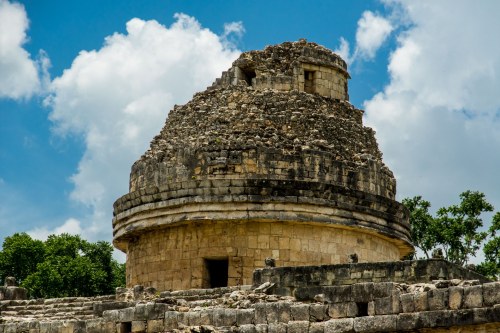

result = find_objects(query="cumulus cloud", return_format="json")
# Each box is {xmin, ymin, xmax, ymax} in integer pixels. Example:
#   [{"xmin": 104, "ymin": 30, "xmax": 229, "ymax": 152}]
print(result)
[
  {"xmin": 46, "ymin": 13, "xmax": 241, "ymax": 242},
  {"xmin": 27, "ymin": 218, "xmax": 83, "ymax": 241},
  {"xmin": 334, "ymin": 37, "xmax": 351, "ymax": 64},
  {"xmin": 334, "ymin": 10, "xmax": 393, "ymax": 64},
  {"xmin": 0, "ymin": 0, "xmax": 46, "ymax": 99},
  {"xmin": 364, "ymin": 1, "xmax": 500, "ymax": 235},
  {"xmin": 355, "ymin": 11, "xmax": 393, "ymax": 60}
]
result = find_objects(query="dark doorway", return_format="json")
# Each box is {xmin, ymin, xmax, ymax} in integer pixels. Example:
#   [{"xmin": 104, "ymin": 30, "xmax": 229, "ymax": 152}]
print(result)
[
  {"xmin": 304, "ymin": 70, "xmax": 315, "ymax": 93},
  {"xmin": 205, "ymin": 258, "xmax": 229, "ymax": 288},
  {"xmin": 119, "ymin": 322, "xmax": 132, "ymax": 333},
  {"xmin": 240, "ymin": 67, "xmax": 256, "ymax": 86},
  {"xmin": 356, "ymin": 302, "xmax": 369, "ymax": 317}
]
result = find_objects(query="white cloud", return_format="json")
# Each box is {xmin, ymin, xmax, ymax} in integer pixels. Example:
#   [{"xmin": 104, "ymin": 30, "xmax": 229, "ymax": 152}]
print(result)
[
  {"xmin": 0, "ymin": 0, "xmax": 45, "ymax": 99},
  {"xmin": 27, "ymin": 218, "xmax": 83, "ymax": 241},
  {"xmin": 363, "ymin": 1, "xmax": 500, "ymax": 250},
  {"xmin": 354, "ymin": 11, "xmax": 393, "ymax": 60},
  {"xmin": 46, "ymin": 13, "xmax": 241, "ymax": 243},
  {"xmin": 334, "ymin": 37, "xmax": 351, "ymax": 64}
]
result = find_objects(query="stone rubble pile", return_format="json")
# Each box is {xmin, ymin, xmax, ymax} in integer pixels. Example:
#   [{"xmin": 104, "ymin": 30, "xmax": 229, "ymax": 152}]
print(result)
[
  {"xmin": 1, "ymin": 279, "xmax": 499, "ymax": 332},
  {"xmin": 139, "ymin": 86, "xmax": 380, "ymax": 167}
]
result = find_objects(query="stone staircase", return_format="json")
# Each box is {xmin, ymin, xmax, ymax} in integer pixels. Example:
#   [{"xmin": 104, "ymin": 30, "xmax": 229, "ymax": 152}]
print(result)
[{"xmin": 0, "ymin": 295, "xmax": 116, "ymax": 322}]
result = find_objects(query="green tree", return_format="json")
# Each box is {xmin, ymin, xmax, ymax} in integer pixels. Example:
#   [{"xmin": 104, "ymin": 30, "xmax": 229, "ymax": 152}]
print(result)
[
  {"xmin": 476, "ymin": 213, "xmax": 500, "ymax": 280},
  {"xmin": 434, "ymin": 191, "xmax": 493, "ymax": 265},
  {"xmin": 401, "ymin": 196, "xmax": 437, "ymax": 259},
  {"xmin": 0, "ymin": 233, "xmax": 45, "ymax": 285},
  {"xmin": 0, "ymin": 233, "xmax": 126, "ymax": 298},
  {"xmin": 403, "ymin": 191, "xmax": 500, "ymax": 274}
]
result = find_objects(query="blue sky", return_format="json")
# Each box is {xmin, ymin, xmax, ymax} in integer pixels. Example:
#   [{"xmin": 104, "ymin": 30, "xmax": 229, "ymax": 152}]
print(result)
[{"xmin": 1, "ymin": 0, "xmax": 500, "ymax": 262}]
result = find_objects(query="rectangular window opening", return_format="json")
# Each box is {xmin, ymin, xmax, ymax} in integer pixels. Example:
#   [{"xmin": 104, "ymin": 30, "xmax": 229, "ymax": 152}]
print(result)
[
  {"xmin": 242, "ymin": 68, "xmax": 256, "ymax": 86},
  {"xmin": 304, "ymin": 70, "xmax": 315, "ymax": 93},
  {"xmin": 356, "ymin": 302, "xmax": 369, "ymax": 317},
  {"xmin": 119, "ymin": 322, "xmax": 132, "ymax": 333},
  {"xmin": 204, "ymin": 258, "xmax": 229, "ymax": 288}
]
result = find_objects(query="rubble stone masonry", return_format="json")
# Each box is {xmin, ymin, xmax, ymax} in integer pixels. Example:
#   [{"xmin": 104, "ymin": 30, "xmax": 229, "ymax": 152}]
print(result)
[{"xmin": 113, "ymin": 40, "xmax": 413, "ymax": 290}]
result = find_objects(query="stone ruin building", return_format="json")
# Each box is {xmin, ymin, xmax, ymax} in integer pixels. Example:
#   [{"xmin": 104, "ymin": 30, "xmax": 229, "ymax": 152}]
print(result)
[
  {"xmin": 1, "ymin": 40, "xmax": 499, "ymax": 333},
  {"xmin": 112, "ymin": 39, "xmax": 413, "ymax": 292}
]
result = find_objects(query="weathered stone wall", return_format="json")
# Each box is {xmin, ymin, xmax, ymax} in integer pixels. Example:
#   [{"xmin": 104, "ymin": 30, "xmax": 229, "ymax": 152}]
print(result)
[
  {"xmin": 128, "ymin": 87, "xmax": 385, "ymax": 194},
  {"xmin": 113, "ymin": 40, "xmax": 413, "ymax": 291},
  {"xmin": 2, "ymin": 280, "xmax": 499, "ymax": 333},
  {"xmin": 125, "ymin": 221, "xmax": 402, "ymax": 291},
  {"xmin": 210, "ymin": 40, "xmax": 350, "ymax": 100},
  {"xmin": 253, "ymin": 259, "xmax": 491, "ymax": 296}
]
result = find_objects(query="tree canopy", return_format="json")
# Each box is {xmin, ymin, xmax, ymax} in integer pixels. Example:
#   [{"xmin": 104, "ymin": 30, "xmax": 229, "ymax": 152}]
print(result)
[
  {"xmin": 0, "ymin": 233, "xmax": 125, "ymax": 298},
  {"xmin": 403, "ymin": 191, "xmax": 500, "ymax": 280}
]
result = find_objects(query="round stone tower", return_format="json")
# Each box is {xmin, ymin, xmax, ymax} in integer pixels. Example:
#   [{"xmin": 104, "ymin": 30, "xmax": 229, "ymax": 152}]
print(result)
[{"xmin": 112, "ymin": 40, "xmax": 414, "ymax": 291}]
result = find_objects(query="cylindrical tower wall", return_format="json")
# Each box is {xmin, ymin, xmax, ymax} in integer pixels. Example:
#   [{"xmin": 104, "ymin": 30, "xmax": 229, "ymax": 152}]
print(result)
[{"xmin": 126, "ymin": 220, "xmax": 402, "ymax": 291}]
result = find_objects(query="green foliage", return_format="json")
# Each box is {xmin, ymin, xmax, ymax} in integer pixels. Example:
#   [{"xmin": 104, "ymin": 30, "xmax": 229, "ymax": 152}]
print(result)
[
  {"xmin": 403, "ymin": 191, "xmax": 500, "ymax": 280},
  {"xmin": 476, "ymin": 213, "xmax": 500, "ymax": 280},
  {"xmin": 0, "ymin": 233, "xmax": 126, "ymax": 298},
  {"xmin": 401, "ymin": 196, "xmax": 436, "ymax": 259},
  {"xmin": 434, "ymin": 191, "xmax": 493, "ymax": 265},
  {"xmin": 0, "ymin": 233, "xmax": 45, "ymax": 285}
]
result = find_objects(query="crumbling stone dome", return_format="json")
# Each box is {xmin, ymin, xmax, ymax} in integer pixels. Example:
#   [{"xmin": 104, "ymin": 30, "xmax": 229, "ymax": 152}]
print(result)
[{"xmin": 112, "ymin": 40, "xmax": 414, "ymax": 291}]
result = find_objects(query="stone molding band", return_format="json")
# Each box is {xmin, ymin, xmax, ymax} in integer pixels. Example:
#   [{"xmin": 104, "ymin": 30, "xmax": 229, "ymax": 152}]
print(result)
[{"xmin": 112, "ymin": 179, "xmax": 413, "ymax": 255}]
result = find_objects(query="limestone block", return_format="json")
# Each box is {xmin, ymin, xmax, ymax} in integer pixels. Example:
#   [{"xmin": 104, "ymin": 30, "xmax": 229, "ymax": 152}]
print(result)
[
  {"xmin": 400, "ymin": 293, "xmax": 415, "ymax": 313},
  {"xmin": 199, "ymin": 309, "xmax": 213, "ymax": 326},
  {"xmin": 353, "ymin": 315, "xmax": 398, "ymax": 332},
  {"xmin": 367, "ymin": 301, "xmax": 375, "ymax": 316},
  {"xmin": 255, "ymin": 324, "xmax": 268, "ymax": 333},
  {"xmin": 419, "ymin": 310, "xmax": 453, "ymax": 328},
  {"xmin": 374, "ymin": 297, "xmax": 392, "ymax": 315},
  {"xmin": 277, "ymin": 302, "xmax": 291, "ymax": 323},
  {"xmin": 351, "ymin": 283, "xmax": 374, "ymax": 302},
  {"xmin": 237, "ymin": 308, "xmax": 255, "ymax": 325},
  {"xmin": 38, "ymin": 322, "xmax": 51, "ymax": 333},
  {"xmin": 324, "ymin": 318, "xmax": 354, "ymax": 333},
  {"xmin": 28, "ymin": 321, "xmax": 41, "ymax": 333},
  {"xmin": 265, "ymin": 303, "xmax": 280, "ymax": 323},
  {"xmin": 329, "ymin": 302, "xmax": 347, "ymax": 319},
  {"xmin": 463, "ymin": 285, "xmax": 483, "ymax": 308},
  {"xmin": 287, "ymin": 321, "xmax": 309, "ymax": 333},
  {"xmin": 118, "ymin": 307, "xmax": 135, "ymax": 322},
  {"xmin": 310, "ymin": 304, "xmax": 328, "ymax": 321},
  {"xmin": 472, "ymin": 307, "xmax": 494, "ymax": 325},
  {"xmin": 268, "ymin": 323, "xmax": 287, "ymax": 333},
  {"xmin": 131, "ymin": 321, "xmax": 146, "ymax": 333},
  {"xmin": 309, "ymin": 322, "xmax": 325, "ymax": 333},
  {"xmin": 239, "ymin": 324, "xmax": 257, "ymax": 333},
  {"xmin": 372, "ymin": 282, "xmax": 394, "ymax": 298},
  {"xmin": 414, "ymin": 292, "xmax": 429, "ymax": 312},
  {"xmin": 483, "ymin": 282, "xmax": 500, "ymax": 306},
  {"xmin": 134, "ymin": 304, "xmax": 147, "ymax": 320},
  {"xmin": 396, "ymin": 312, "xmax": 419, "ymax": 331},
  {"xmin": 290, "ymin": 304, "xmax": 309, "ymax": 321},
  {"xmin": 428, "ymin": 289, "xmax": 448, "ymax": 310},
  {"xmin": 146, "ymin": 319, "xmax": 164, "ymax": 333},
  {"xmin": 85, "ymin": 319, "xmax": 105, "ymax": 333},
  {"xmin": 324, "ymin": 286, "xmax": 352, "ymax": 303},
  {"xmin": 213, "ymin": 308, "xmax": 237, "ymax": 327},
  {"xmin": 452, "ymin": 308, "xmax": 478, "ymax": 327},
  {"xmin": 2, "ymin": 324, "xmax": 16, "ymax": 333},
  {"xmin": 449, "ymin": 286, "xmax": 464, "ymax": 309},
  {"xmin": 254, "ymin": 303, "xmax": 268, "ymax": 324},
  {"xmin": 186, "ymin": 311, "xmax": 202, "ymax": 326},
  {"xmin": 163, "ymin": 311, "xmax": 179, "ymax": 330}
]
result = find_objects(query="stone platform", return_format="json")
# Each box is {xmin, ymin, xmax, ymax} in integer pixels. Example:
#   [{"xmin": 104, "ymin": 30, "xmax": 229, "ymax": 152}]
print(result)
[{"xmin": 1, "ymin": 260, "xmax": 499, "ymax": 332}]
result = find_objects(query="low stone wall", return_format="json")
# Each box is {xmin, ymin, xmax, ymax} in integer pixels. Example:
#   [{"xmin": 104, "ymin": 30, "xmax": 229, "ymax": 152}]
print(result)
[
  {"xmin": 1, "ymin": 280, "xmax": 499, "ymax": 332},
  {"xmin": 252, "ymin": 259, "xmax": 490, "ymax": 296}
]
